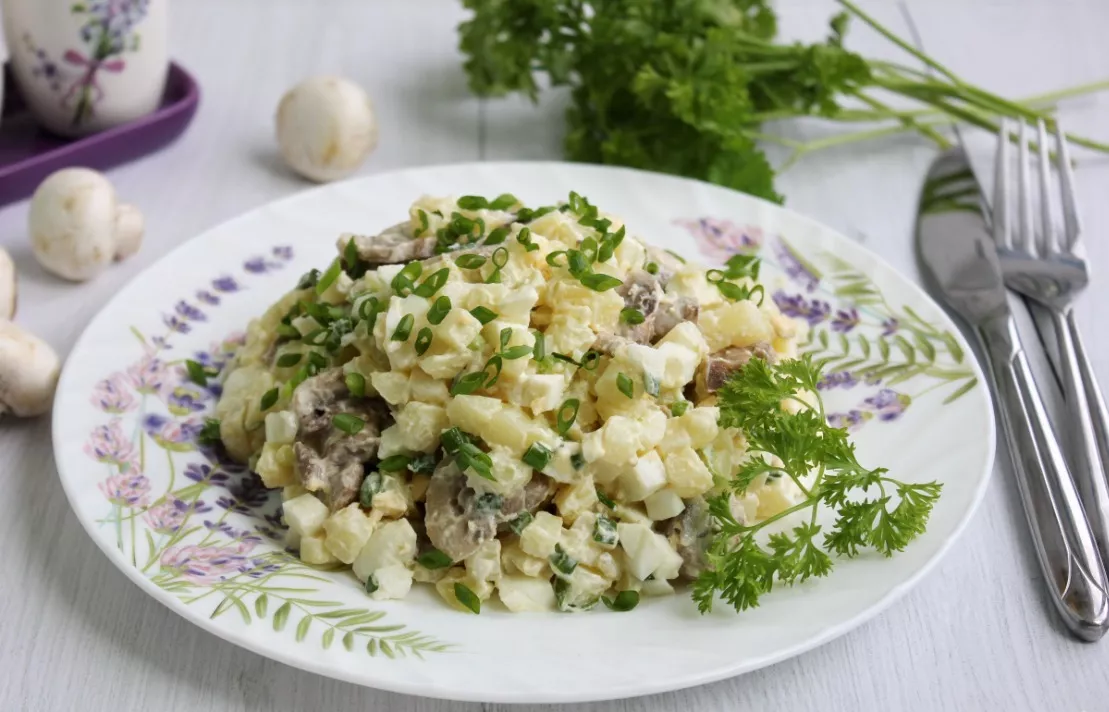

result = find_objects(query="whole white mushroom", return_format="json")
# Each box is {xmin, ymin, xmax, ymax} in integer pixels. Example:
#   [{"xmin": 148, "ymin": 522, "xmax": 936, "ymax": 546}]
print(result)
[
  {"xmin": 29, "ymin": 168, "xmax": 144, "ymax": 282},
  {"xmin": 0, "ymin": 320, "xmax": 61, "ymax": 418},
  {"xmin": 0, "ymin": 247, "xmax": 15, "ymax": 320},
  {"xmin": 275, "ymin": 76, "xmax": 378, "ymax": 182}
]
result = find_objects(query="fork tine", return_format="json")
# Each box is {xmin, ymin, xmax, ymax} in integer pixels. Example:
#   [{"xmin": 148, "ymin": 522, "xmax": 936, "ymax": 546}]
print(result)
[
  {"xmin": 1054, "ymin": 120, "xmax": 1081, "ymax": 252},
  {"xmin": 1018, "ymin": 120, "xmax": 1036, "ymax": 254},
  {"xmin": 993, "ymin": 119, "xmax": 1012, "ymax": 250},
  {"xmin": 1036, "ymin": 120, "xmax": 1056, "ymax": 255}
]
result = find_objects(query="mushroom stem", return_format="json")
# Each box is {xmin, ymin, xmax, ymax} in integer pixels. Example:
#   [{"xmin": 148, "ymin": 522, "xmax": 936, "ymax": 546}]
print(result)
[
  {"xmin": 0, "ymin": 320, "xmax": 61, "ymax": 418},
  {"xmin": 0, "ymin": 248, "xmax": 15, "ymax": 320},
  {"xmin": 114, "ymin": 203, "xmax": 145, "ymax": 261}
]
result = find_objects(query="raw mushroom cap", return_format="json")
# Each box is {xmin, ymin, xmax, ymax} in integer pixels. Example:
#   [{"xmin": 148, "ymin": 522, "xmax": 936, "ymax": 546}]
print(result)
[
  {"xmin": 0, "ymin": 320, "xmax": 61, "ymax": 418},
  {"xmin": 0, "ymin": 248, "xmax": 15, "ymax": 319}
]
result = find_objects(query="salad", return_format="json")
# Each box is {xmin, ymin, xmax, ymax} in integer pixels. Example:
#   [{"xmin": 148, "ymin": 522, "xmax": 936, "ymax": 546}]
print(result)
[{"xmin": 207, "ymin": 191, "xmax": 940, "ymax": 614}]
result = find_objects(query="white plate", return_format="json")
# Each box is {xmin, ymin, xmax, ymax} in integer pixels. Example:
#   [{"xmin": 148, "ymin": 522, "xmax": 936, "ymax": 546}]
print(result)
[{"xmin": 53, "ymin": 162, "xmax": 995, "ymax": 703}]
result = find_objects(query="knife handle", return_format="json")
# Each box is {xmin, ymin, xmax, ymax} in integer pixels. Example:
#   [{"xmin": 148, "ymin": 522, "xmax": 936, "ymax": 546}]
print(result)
[
  {"xmin": 1051, "ymin": 308, "xmax": 1109, "ymax": 578},
  {"xmin": 979, "ymin": 314, "xmax": 1109, "ymax": 641}
]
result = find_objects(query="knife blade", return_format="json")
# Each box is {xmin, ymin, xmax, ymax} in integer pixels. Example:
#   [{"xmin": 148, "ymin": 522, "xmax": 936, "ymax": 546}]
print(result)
[{"xmin": 917, "ymin": 147, "xmax": 1109, "ymax": 641}]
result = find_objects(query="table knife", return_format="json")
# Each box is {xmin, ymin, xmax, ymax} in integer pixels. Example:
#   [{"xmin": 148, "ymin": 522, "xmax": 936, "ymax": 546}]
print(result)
[{"xmin": 917, "ymin": 147, "xmax": 1109, "ymax": 641}]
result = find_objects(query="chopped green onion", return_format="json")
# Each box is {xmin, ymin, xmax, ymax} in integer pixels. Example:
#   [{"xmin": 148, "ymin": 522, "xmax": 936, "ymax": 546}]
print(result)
[
  {"xmin": 440, "ymin": 427, "xmax": 470, "ymax": 455},
  {"xmin": 724, "ymin": 254, "xmax": 761, "ymax": 280},
  {"xmin": 665, "ymin": 249, "xmax": 686, "ymax": 264},
  {"xmin": 451, "ymin": 370, "xmax": 489, "ymax": 396},
  {"xmin": 370, "ymin": 459, "xmax": 406, "ymax": 479},
  {"xmin": 546, "ymin": 251, "xmax": 568, "ymax": 267},
  {"xmin": 602, "ymin": 591, "xmax": 640, "ymax": 612},
  {"xmin": 645, "ymin": 261, "xmax": 659, "ymax": 275},
  {"xmin": 260, "ymin": 388, "xmax": 279, "ymax": 411},
  {"xmin": 508, "ymin": 512, "xmax": 533, "ymax": 535},
  {"xmin": 475, "ymin": 492, "xmax": 504, "ymax": 512},
  {"xmin": 581, "ymin": 273, "xmax": 622, "ymax": 291},
  {"xmin": 198, "ymin": 418, "xmax": 222, "ymax": 447},
  {"xmin": 428, "ymin": 296, "xmax": 451, "ymax": 325},
  {"xmin": 364, "ymin": 574, "xmax": 379, "ymax": 595},
  {"xmin": 489, "ymin": 193, "xmax": 518, "ymax": 211},
  {"xmin": 499, "ymin": 327, "xmax": 512, "ymax": 351},
  {"xmin": 597, "ymin": 240, "xmax": 616, "ymax": 263},
  {"xmin": 593, "ymin": 514, "xmax": 618, "ymax": 546},
  {"xmin": 457, "ymin": 195, "xmax": 489, "ymax": 210},
  {"xmin": 454, "ymin": 583, "xmax": 481, "ymax": 614},
  {"xmin": 343, "ymin": 238, "xmax": 365, "ymax": 279},
  {"xmin": 345, "ymin": 372, "xmax": 366, "ymax": 398},
  {"xmin": 552, "ymin": 352, "xmax": 578, "ymax": 367},
  {"xmin": 482, "ymin": 355, "xmax": 504, "ymax": 387},
  {"xmin": 450, "ymin": 212, "xmax": 476, "ymax": 236},
  {"xmin": 307, "ymin": 351, "xmax": 329, "ymax": 370},
  {"xmin": 491, "ymin": 247, "xmax": 509, "ymax": 268},
  {"xmin": 516, "ymin": 226, "xmax": 538, "ymax": 252},
  {"xmin": 276, "ymin": 353, "xmax": 303, "ymax": 368},
  {"xmin": 580, "ymin": 350, "xmax": 601, "ymax": 371},
  {"xmin": 276, "ymin": 323, "xmax": 301, "ymax": 339},
  {"xmin": 302, "ymin": 329, "xmax": 326, "ymax": 346},
  {"xmin": 484, "ymin": 226, "xmax": 510, "ymax": 246},
  {"xmin": 549, "ymin": 544, "xmax": 578, "ymax": 576},
  {"xmin": 670, "ymin": 400, "xmax": 690, "ymax": 417},
  {"xmin": 408, "ymin": 453, "xmax": 437, "ymax": 474},
  {"xmin": 359, "ymin": 472, "xmax": 384, "ymax": 508},
  {"xmin": 416, "ymin": 209, "xmax": 430, "ymax": 236},
  {"xmin": 580, "ymin": 237, "xmax": 598, "ymax": 262},
  {"xmin": 616, "ymin": 373, "xmax": 634, "ymax": 399},
  {"xmin": 502, "ymin": 345, "xmax": 532, "ymax": 360},
  {"xmin": 391, "ymin": 314, "xmax": 414, "ymax": 341},
  {"xmin": 413, "ymin": 268, "xmax": 450, "ymax": 298},
  {"xmin": 567, "ymin": 250, "xmax": 589, "ymax": 277},
  {"xmin": 470, "ymin": 306, "xmax": 498, "ymax": 325},
  {"xmin": 522, "ymin": 443, "xmax": 553, "ymax": 471},
  {"xmin": 357, "ymin": 295, "xmax": 380, "ymax": 322},
  {"xmin": 185, "ymin": 359, "xmax": 208, "ymax": 386},
  {"xmin": 417, "ymin": 548, "xmax": 454, "ymax": 570},
  {"xmin": 289, "ymin": 365, "xmax": 310, "ymax": 390},
  {"xmin": 316, "ymin": 259, "xmax": 342, "ymax": 296},
  {"xmin": 595, "ymin": 489, "xmax": 615, "ymax": 509},
  {"xmin": 414, "ymin": 327, "xmax": 433, "ymax": 356},
  {"xmin": 643, "ymin": 372, "xmax": 661, "ymax": 397},
  {"xmin": 391, "ymin": 261, "xmax": 423, "ymax": 294},
  {"xmin": 620, "ymin": 308, "xmax": 645, "ymax": 325},
  {"xmin": 533, "ymin": 331, "xmax": 546, "ymax": 362},
  {"xmin": 332, "ymin": 413, "xmax": 365, "ymax": 434},
  {"xmin": 571, "ymin": 451, "xmax": 585, "ymax": 470},
  {"xmin": 705, "ymin": 269, "xmax": 725, "ymax": 284},
  {"xmin": 456, "ymin": 254, "xmax": 488, "ymax": 270},
  {"xmin": 556, "ymin": 399, "xmax": 580, "ymax": 436},
  {"xmin": 297, "ymin": 268, "xmax": 321, "ymax": 290}
]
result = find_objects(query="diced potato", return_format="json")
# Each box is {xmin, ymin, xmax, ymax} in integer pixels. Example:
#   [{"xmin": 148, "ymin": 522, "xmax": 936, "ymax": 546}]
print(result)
[
  {"xmin": 283, "ymin": 493, "xmax": 329, "ymax": 537},
  {"xmin": 502, "ymin": 541, "xmax": 549, "ymax": 578},
  {"xmin": 395, "ymin": 402, "xmax": 449, "ymax": 452},
  {"xmin": 256, "ymin": 442, "xmax": 297, "ymax": 488},
  {"xmin": 446, "ymin": 395, "xmax": 503, "ymax": 435},
  {"xmin": 543, "ymin": 441, "xmax": 583, "ymax": 484},
  {"xmin": 372, "ymin": 477, "xmax": 413, "ymax": 518},
  {"xmin": 619, "ymin": 450, "xmax": 667, "ymax": 502},
  {"xmin": 466, "ymin": 539, "xmax": 502, "ymax": 586},
  {"xmin": 300, "ymin": 533, "xmax": 338, "ymax": 565},
  {"xmin": 353, "ymin": 519, "xmax": 417, "ymax": 582},
  {"xmin": 436, "ymin": 568, "xmax": 494, "ymax": 608},
  {"xmin": 522, "ymin": 373, "xmax": 566, "ymax": 414},
  {"xmin": 376, "ymin": 424, "xmax": 406, "ymax": 459},
  {"xmin": 642, "ymin": 577, "xmax": 676, "ymax": 597},
  {"xmin": 323, "ymin": 504, "xmax": 377, "ymax": 564},
  {"xmin": 371, "ymin": 371, "xmax": 410, "ymax": 405},
  {"xmin": 661, "ymin": 407, "xmax": 720, "ymax": 452},
  {"xmin": 664, "ymin": 447, "xmax": 714, "ymax": 498},
  {"xmin": 282, "ymin": 484, "xmax": 308, "ymax": 501},
  {"xmin": 498, "ymin": 575, "xmax": 557, "ymax": 612},
  {"xmin": 409, "ymin": 367, "xmax": 450, "ymax": 404},
  {"xmin": 519, "ymin": 511, "xmax": 563, "ymax": 559},
  {"xmin": 554, "ymin": 474, "xmax": 599, "ymax": 524},
  {"xmin": 473, "ymin": 446, "xmax": 532, "ymax": 495},
  {"xmin": 700, "ymin": 299, "xmax": 774, "ymax": 352},
  {"xmin": 645, "ymin": 488, "xmax": 686, "ymax": 521},
  {"xmin": 368, "ymin": 563, "xmax": 414, "ymax": 600},
  {"xmin": 554, "ymin": 566, "xmax": 610, "ymax": 611},
  {"xmin": 410, "ymin": 473, "xmax": 431, "ymax": 502},
  {"xmin": 264, "ymin": 411, "xmax": 298, "ymax": 444},
  {"xmin": 617, "ymin": 522, "xmax": 684, "ymax": 580}
]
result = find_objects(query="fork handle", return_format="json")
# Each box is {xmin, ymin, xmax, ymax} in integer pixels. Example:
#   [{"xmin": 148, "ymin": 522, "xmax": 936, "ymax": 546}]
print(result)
[
  {"xmin": 979, "ymin": 313, "xmax": 1109, "ymax": 641},
  {"xmin": 1054, "ymin": 309, "xmax": 1109, "ymax": 568}
]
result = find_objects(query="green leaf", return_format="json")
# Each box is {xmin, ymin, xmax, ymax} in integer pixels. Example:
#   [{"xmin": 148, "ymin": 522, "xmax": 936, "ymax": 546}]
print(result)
[
  {"xmin": 354, "ymin": 624, "xmax": 406, "ymax": 633},
  {"xmin": 893, "ymin": 335, "xmax": 916, "ymax": 363},
  {"xmin": 273, "ymin": 602, "xmax": 292, "ymax": 631},
  {"xmin": 315, "ymin": 608, "xmax": 366, "ymax": 619},
  {"xmin": 838, "ymin": 332, "xmax": 850, "ymax": 355},
  {"xmin": 339, "ymin": 611, "xmax": 387, "ymax": 627},
  {"xmin": 380, "ymin": 640, "xmax": 396, "ymax": 659},
  {"xmin": 367, "ymin": 638, "xmax": 378, "ymax": 657},
  {"xmin": 818, "ymin": 330, "xmax": 829, "ymax": 350},
  {"xmin": 878, "ymin": 337, "xmax": 890, "ymax": 362},
  {"xmin": 322, "ymin": 628, "xmax": 335, "ymax": 649},
  {"xmin": 858, "ymin": 334, "xmax": 871, "ymax": 359},
  {"xmin": 913, "ymin": 333, "xmax": 936, "ymax": 362},
  {"xmin": 296, "ymin": 616, "xmax": 311, "ymax": 642},
  {"xmin": 211, "ymin": 596, "xmax": 235, "ymax": 619},
  {"xmin": 255, "ymin": 593, "xmax": 268, "ymax": 618},
  {"xmin": 941, "ymin": 331, "xmax": 966, "ymax": 363},
  {"xmin": 343, "ymin": 631, "xmax": 355, "ymax": 651},
  {"xmin": 943, "ymin": 377, "xmax": 979, "ymax": 404}
]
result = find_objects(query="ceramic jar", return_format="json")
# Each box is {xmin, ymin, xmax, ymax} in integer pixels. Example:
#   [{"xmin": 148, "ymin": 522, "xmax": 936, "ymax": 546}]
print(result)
[{"xmin": 1, "ymin": 0, "xmax": 167, "ymax": 137}]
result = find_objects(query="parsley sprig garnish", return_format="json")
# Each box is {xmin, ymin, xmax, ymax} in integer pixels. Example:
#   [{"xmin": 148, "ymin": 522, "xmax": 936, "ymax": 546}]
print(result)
[{"xmin": 692, "ymin": 355, "xmax": 941, "ymax": 614}]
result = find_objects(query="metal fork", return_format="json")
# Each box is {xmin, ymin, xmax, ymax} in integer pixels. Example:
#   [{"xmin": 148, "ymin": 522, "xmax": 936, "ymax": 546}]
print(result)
[{"xmin": 994, "ymin": 118, "xmax": 1109, "ymax": 571}]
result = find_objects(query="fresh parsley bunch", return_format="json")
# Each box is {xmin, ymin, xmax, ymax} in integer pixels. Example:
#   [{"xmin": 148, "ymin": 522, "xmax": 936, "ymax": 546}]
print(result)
[
  {"xmin": 459, "ymin": 0, "xmax": 1109, "ymax": 202},
  {"xmin": 692, "ymin": 354, "xmax": 942, "ymax": 613}
]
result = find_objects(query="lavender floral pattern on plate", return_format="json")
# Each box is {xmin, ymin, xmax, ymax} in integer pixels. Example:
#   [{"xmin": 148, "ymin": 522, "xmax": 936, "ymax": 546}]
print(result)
[{"xmin": 79, "ymin": 244, "xmax": 450, "ymax": 660}]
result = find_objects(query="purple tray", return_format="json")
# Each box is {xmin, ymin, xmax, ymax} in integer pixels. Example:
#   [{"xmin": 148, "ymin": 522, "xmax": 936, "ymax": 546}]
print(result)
[{"xmin": 0, "ymin": 61, "xmax": 200, "ymax": 207}]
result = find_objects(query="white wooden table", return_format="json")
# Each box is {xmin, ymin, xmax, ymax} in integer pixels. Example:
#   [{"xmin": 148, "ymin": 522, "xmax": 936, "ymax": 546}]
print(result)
[{"xmin": 3, "ymin": 0, "xmax": 1109, "ymax": 709}]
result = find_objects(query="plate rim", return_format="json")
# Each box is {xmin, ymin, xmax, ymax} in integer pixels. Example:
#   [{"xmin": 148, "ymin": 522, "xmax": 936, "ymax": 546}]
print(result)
[{"xmin": 51, "ymin": 160, "xmax": 997, "ymax": 703}]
